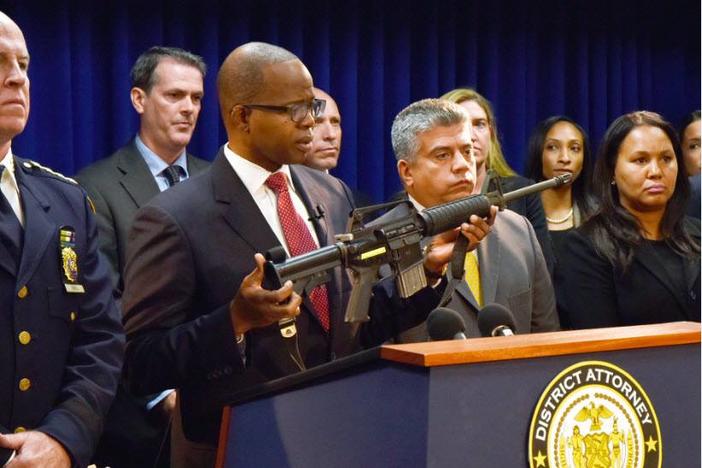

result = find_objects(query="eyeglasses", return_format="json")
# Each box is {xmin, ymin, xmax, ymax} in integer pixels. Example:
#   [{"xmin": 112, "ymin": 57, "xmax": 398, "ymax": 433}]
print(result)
[{"xmin": 243, "ymin": 98, "xmax": 326, "ymax": 123}]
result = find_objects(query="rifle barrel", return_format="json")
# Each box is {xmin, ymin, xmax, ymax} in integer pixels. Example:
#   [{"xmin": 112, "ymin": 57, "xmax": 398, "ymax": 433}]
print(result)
[{"xmin": 501, "ymin": 173, "xmax": 571, "ymax": 204}]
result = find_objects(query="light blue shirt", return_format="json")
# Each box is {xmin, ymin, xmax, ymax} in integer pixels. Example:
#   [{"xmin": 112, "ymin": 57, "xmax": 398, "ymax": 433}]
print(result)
[
  {"xmin": 135, "ymin": 135, "xmax": 188, "ymax": 410},
  {"xmin": 135, "ymin": 135, "xmax": 189, "ymax": 191}
]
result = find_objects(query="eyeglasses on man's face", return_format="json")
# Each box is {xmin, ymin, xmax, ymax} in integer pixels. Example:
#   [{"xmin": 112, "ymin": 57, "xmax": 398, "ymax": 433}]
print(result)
[{"xmin": 242, "ymin": 98, "xmax": 326, "ymax": 124}]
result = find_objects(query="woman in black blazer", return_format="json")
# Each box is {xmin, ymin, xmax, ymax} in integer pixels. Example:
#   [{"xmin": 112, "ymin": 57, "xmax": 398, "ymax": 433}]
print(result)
[{"xmin": 555, "ymin": 111, "xmax": 700, "ymax": 328}]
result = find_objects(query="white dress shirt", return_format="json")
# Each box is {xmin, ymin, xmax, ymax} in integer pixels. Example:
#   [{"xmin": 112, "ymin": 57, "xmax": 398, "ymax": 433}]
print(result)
[{"xmin": 223, "ymin": 144, "xmax": 320, "ymax": 256}]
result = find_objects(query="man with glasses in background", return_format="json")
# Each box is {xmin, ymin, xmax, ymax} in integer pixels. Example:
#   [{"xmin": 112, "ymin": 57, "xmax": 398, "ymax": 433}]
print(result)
[{"xmin": 121, "ymin": 42, "xmax": 475, "ymax": 467}]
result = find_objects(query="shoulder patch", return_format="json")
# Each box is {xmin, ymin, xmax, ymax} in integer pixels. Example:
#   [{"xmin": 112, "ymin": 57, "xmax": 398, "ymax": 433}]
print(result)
[{"xmin": 23, "ymin": 160, "xmax": 78, "ymax": 185}]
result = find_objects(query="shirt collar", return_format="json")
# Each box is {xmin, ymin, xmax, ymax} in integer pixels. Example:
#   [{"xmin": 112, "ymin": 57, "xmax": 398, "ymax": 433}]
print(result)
[
  {"xmin": 407, "ymin": 193, "xmax": 426, "ymax": 212},
  {"xmin": 222, "ymin": 143, "xmax": 295, "ymax": 195},
  {"xmin": 0, "ymin": 147, "xmax": 20, "ymax": 193},
  {"xmin": 135, "ymin": 134, "xmax": 189, "ymax": 178}
]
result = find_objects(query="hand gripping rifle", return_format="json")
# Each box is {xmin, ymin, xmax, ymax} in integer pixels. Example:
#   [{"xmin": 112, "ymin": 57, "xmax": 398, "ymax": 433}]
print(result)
[{"xmin": 264, "ymin": 174, "xmax": 571, "ymax": 327}]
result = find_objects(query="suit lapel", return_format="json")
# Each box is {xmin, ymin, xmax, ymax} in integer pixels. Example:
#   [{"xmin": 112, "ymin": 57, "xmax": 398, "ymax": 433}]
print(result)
[
  {"xmin": 683, "ymin": 255, "xmax": 699, "ymax": 295},
  {"xmin": 210, "ymin": 151, "xmax": 280, "ymax": 256},
  {"xmin": 0, "ymin": 241, "xmax": 16, "ymax": 276},
  {"xmin": 454, "ymin": 232, "xmax": 498, "ymax": 311},
  {"xmin": 684, "ymin": 221, "xmax": 701, "ymax": 293},
  {"xmin": 635, "ymin": 242, "xmax": 689, "ymax": 312},
  {"xmin": 116, "ymin": 142, "xmax": 160, "ymax": 209},
  {"xmin": 289, "ymin": 166, "xmax": 342, "ymax": 334},
  {"xmin": 479, "ymin": 218, "xmax": 501, "ymax": 306},
  {"xmin": 289, "ymin": 166, "xmax": 331, "ymax": 246},
  {"xmin": 15, "ymin": 170, "xmax": 54, "ymax": 289},
  {"xmin": 455, "ymin": 280, "xmax": 479, "ymax": 311},
  {"xmin": 186, "ymin": 153, "xmax": 209, "ymax": 176}
]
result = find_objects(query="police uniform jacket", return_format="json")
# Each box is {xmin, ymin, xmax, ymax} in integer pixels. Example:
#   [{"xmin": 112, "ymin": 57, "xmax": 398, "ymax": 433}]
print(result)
[{"xmin": 0, "ymin": 157, "xmax": 124, "ymax": 467}]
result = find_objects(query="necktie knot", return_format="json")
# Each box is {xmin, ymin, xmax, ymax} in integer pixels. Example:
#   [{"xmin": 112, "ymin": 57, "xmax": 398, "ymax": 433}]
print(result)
[
  {"xmin": 265, "ymin": 172, "xmax": 288, "ymax": 194},
  {"xmin": 162, "ymin": 165, "xmax": 183, "ymax": 187}
]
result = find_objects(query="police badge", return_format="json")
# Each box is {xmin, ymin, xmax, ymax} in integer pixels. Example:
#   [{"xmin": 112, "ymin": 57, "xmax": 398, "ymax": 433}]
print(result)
[{"xmin": 59, "ymin": 226, "xmax": 85, "ymax": 293}]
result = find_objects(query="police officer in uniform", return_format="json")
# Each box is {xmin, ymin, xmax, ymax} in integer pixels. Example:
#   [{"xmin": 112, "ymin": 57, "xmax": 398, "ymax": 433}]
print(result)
[{"xmin": 0, "ymin": 11, "xmax": 124, "ymax": 468}]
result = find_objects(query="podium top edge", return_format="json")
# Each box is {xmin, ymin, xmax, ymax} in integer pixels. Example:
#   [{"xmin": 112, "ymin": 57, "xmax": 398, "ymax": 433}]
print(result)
[{"xmin": 380, "ymin": 321, "xmax": 701, "ymax": 367}]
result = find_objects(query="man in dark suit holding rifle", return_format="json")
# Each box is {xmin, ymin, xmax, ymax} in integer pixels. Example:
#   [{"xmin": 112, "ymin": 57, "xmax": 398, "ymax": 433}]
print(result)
[{"xmin": 122, "ymin": 42, "xmax": 496, "ymax": 467}]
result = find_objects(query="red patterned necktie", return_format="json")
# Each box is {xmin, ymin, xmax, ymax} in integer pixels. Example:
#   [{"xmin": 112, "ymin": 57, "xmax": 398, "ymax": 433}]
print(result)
[{"xmin": 265, "ymin": 172, "xmax": 330, "ymax": 332}]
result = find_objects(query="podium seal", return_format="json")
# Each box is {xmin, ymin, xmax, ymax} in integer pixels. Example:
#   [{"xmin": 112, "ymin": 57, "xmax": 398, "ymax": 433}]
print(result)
[{"xmin": 528, "ymin": 361, "xmax": 662, "ymax": 468}]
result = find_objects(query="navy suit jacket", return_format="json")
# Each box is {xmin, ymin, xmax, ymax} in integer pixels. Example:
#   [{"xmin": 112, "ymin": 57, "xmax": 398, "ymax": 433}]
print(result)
[
  {"xmin": 122, "ymin": 150, "xmax": 433, "ymax": 444},
  {"xmin": 0, "ymin": 157, "xmax": 124, "ymax": 467}
]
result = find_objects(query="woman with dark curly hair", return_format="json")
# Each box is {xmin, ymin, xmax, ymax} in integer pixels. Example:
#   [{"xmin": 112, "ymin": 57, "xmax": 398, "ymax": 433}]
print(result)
[
  {"xmin": 440, "ymin": 88, "xmax": 554, "ymax": 274},
  {"xmin": 555, "ymin": 111, "xmax": 700, "ymax": 328}
]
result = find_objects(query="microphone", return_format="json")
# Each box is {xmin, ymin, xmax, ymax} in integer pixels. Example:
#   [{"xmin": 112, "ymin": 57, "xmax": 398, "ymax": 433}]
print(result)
[
  {"xmin": 308, "ymin": 205, "xmax": 325, "ymax": 221},
  {"xmin": 427, "ymin": 307, "xmax": 468, "ymax": 341},
  {"xmin": 477, "ymin": 303, "xmax": 516, "ymax": 337}
]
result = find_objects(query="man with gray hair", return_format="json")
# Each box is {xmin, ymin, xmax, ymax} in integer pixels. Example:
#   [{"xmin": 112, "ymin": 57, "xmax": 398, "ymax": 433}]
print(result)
[{"xmin": 380, "ymin": 98, "xmax": 559, "ymax": 340}]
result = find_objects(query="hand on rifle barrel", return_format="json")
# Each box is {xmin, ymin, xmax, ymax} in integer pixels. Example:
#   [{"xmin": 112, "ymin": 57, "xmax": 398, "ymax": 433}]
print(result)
[{"xmin": 423, "ymin": 205, "xmax": 497, "ymax": 277}]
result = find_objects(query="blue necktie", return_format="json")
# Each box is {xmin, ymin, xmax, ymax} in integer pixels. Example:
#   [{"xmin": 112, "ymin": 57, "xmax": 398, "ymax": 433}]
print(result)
[{"xmin": 0, "ymin": 165, "xmax": 23, "ymax": 271}]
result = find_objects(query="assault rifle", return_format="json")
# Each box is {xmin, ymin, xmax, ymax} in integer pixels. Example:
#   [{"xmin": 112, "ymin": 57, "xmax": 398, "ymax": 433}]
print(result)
[{"xmin": 264, "ymin": 174, "xmax": 571, "ymax": 325}]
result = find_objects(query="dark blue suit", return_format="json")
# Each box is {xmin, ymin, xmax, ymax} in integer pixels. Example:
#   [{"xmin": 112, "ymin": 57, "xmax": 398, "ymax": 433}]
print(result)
[
  {"xmin": 0, "ymin": 157, "xmax": 124, "ymax": 467},
  {"xmin": 122, "ymin": 150, "xmax": 434, "ymax": 456}
]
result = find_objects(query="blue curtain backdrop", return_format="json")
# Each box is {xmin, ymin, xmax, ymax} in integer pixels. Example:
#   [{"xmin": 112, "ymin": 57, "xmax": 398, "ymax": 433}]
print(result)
[{"xmin": 1, "ymin": 0, "xmax": 699, "ymax": 203}]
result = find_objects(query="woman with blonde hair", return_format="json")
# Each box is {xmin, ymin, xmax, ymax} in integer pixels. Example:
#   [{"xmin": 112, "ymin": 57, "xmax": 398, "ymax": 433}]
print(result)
[{"xmin": 440, "ymin": 87, "xmax": 554, "ymax": 273}]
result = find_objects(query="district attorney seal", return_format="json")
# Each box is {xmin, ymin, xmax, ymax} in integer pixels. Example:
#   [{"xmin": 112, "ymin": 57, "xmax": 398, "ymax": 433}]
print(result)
[{"xmin": 528, "ymin": 361, "xmax": 662, "ymax": 467}]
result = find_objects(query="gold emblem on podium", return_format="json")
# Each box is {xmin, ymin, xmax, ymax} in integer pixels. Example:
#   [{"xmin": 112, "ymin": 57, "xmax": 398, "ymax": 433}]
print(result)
[{"xmin": 528, "ymin": 361, "xmax": 662, "ymax": 468}]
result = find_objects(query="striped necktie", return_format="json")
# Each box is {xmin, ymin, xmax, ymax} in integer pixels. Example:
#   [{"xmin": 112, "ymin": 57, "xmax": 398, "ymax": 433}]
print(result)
[{"xmin": 162, "ymin": 165, "xmax": 183, "ymax": 187}]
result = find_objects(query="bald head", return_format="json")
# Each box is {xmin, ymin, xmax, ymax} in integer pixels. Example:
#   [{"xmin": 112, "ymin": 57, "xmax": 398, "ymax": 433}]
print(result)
[
  {"xmin": 0, "ymin": 11, "xmax": 30, "ymax": 155},
  {"xmin": 217, "ymin": 42, "xmax": 298, "ymax": 122},
  {"xmin": 0, "ymin": 11, "xmax": 18, "ymax": 27},
  {"xmin": 305, "ymin": 87, "xmax": 342, "ymax": 171},
  {"xmin": 218, "ymin": 41, "xmax": 317, "ymax": 171}
]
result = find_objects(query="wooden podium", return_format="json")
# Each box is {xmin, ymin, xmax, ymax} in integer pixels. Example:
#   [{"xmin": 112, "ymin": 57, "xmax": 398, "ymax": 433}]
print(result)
[{"xmin": 216, "ymin": 322, "xmax": 700, "ymax": 467}]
